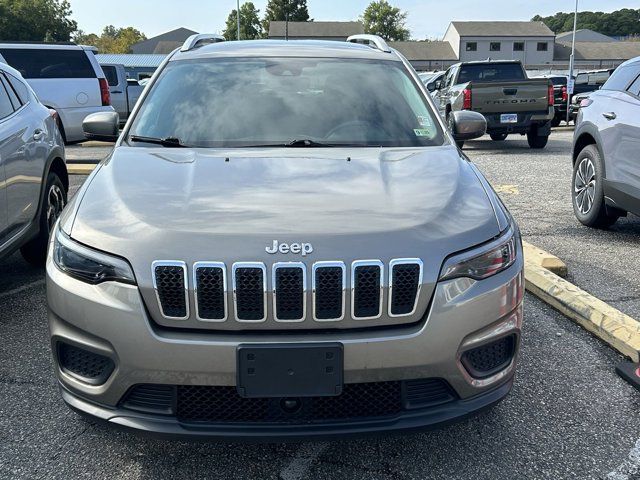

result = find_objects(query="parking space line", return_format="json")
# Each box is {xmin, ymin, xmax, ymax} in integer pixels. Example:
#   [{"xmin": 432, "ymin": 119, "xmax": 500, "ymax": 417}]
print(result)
[
  {"xmin": 280, "ymin": 442, "xmax": 328, "ymax": 480},
  {"xmin": 0, "ymin": 279, "xmax": 45, "ymax": 300},
  {"xmin": 607, "ymin": 438, "xmax": 640, "ymax": 480}
]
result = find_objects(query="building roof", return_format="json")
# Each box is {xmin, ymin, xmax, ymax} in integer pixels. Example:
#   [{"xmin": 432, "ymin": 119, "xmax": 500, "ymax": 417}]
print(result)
[
  {"xmin": 95, "ymin": 53, "xmax": 167, "ymax": 68},
  {"xmin": 268, "ymin": 21, "xmax": 364, "ymax": 38},
  {"xmin": 131, "ymin": 27, "xmax": 198, "ymax": 54},
  {"xmin": 556, "ymin": 29, "xmax": 617, "ymax": 43},
  {"xmin": 390, "ymin": 41, "xmax": 457, "ymax": 61},
  {"xmin": 449, "ymin": 21, "xmax": 554, "ymax": 37},
  {"xmin": 554, "ymin": 41, "xmax": 640, "ymax": 61}
]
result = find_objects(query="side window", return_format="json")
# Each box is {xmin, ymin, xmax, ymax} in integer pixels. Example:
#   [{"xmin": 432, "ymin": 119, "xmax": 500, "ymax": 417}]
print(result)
[
  {"xmin": 537, "ymin": 42, "xmax": 548, "ymax": 52},
  {"xmin": 0, "ymin": 48, "xmax": 96, "ymax": 79},
  {"xmin": 465, "ymin": 42, "xmax": 477, "ymax": 52},
  {"xmin": 490, "ymin": 42, "xmax": 501, "ymax": 52},
  {"xmin": 0, "ymin": 81, "xmax": 15, "ymax": 120},
  {"xmin": 513, "ymin": 42, "xmax": 524, "ymax": 52},
  {"xmin": 102, "ymin": 66, "xmax": 118, "ymax": 86},
  {"xmin": 0, "ymin": 75, "xmax": 21, "ymax": 109},
  {"xmin": 5, "ymin": 72, "xmax": 30, "ymax": 104},
  {"xmin": 602, "ymin": 66, "xmax": 638, "ymax": 92},
  {"xmin": 575, "ymin": 73, "xmax": 587, "ymax": 85},
  {"xmin": 627, "ymin": 74, "xmax": 640, "ymax": 97},
  {"xmin": 445, "ymin": 67, "xmax": 457, "ymax": 87}
]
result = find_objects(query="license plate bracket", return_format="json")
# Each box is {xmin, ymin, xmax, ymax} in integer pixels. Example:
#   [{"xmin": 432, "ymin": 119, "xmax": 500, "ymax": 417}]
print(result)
[
  {"xmin": 500, "ymin": 113, "xmax": 518, "ymax": 123},
  {"xmin": 237, "ymin": 343, "xmax": 343, "ymax": 398}
]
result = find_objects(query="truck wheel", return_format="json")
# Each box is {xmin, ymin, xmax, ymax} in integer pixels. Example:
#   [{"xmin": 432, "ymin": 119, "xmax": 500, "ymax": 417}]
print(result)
[
  {"xmin": 20, "ymin": 172, "xmax": 67, "ymax": 266},
  {"xmin": 490, "ymin": 133, "xmax": 508, "ymax": 141},
  {"xmin": 571, "ymin": 145, "xmax": 619, "ymax": 228},
  {"xmin": 527, "ymin": 133, "xmax": 549, "ymax": 149}
]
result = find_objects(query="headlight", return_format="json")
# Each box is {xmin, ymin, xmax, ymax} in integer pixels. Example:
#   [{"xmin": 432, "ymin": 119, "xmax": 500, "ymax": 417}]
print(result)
[
  {"xmin": 439, "ymin": 227, "xmax": 518, "ymax": 281},
  {"xmin": 53, "ymin": 227, "xmax": 136, "ymax": 285}
]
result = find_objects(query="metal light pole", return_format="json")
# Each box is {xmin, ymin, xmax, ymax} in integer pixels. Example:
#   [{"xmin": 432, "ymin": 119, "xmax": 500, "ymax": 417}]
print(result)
[
  {"xmin": 236, "ymin": 0, "xmax": 241, "ymax": 40},
  {"xmin": 566, "ymin": 0, "xmax": 578, "ymax": 124},
  {"xmin": 285, "ymin": 0, "xmax": 290, "ymax": 40}
]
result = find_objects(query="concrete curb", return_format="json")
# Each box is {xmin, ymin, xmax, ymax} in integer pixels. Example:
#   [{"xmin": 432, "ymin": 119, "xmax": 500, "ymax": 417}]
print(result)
[
  {"xmin": 67, "ymin": 164, "xmax": 96, "ymax": 175},
  {"xmin": 524, "ymin": 259, "xmax": 640, "ymax": 362}
]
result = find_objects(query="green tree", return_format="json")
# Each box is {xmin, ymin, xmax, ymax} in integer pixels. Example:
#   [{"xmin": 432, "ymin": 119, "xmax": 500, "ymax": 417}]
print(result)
[
  {"xmin": 262, "ymin": 0, "xmax": 310, "ymax": 37},
  {"xmin": 532, "ymin": 8, "xmax": 640, "ymax": 37},
  {"xmin": 73, "ymin": 25, "xmax": 146, "ymax": 53},
  {"xmin": 0, "ymin": 0, "xmax": 77, "ymax": 41},
  {"xmin": 223, "ymin": 2, "xmax": 263, "ymax": 40},
  {"xmin": 361, "ymin": 0, "xmax": 410, "ymax": 41}
]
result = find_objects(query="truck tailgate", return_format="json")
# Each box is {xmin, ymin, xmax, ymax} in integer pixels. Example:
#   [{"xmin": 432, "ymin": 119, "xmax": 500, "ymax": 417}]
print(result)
[{"xmin": 470, "ymin": 80, "xmax": 550, "ymax": 114}]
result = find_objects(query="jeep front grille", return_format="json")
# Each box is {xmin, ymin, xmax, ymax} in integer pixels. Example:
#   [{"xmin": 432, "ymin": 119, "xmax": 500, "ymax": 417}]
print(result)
[
  {"xmin": 152, "ymin": 261, "xmax": 188, "ymax": 319},
  {"xmin": 151, "ymin": 259, "xmax": 423, "ymax": 326}
]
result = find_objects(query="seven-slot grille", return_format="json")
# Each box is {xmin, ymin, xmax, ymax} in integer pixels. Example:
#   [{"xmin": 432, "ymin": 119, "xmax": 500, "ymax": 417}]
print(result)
[{"xmin": 152, "ymin": 259, "xmax": 423, "ymax": 324}]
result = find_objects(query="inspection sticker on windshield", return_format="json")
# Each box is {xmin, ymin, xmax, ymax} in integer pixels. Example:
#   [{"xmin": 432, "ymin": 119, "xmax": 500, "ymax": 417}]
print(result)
[
  {"xmin": 417, "ymin": 115, "xmax": 433, "ymax": 127},
  {"xmin": 414, "ymin": 128, "xmax": 433, "ymax": 137}
]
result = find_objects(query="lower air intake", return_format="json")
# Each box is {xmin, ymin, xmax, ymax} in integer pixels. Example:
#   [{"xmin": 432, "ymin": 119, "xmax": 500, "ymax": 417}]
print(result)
[
  {"xmin": 58, "ymin": 343, "xmax": 114, "ymax": 385},
  {"xmin": 461, "ymin": 335, "xmax": 516, "ymax": 379}
]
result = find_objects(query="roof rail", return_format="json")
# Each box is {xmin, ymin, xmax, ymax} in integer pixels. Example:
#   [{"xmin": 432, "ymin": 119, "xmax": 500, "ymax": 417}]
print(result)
[
  {"xmin": 346, "ymin": 35, "xmax": 391, "ymax": 53},
  {"xmin": 180, "ymin": 34, "xmax": 225, "ymax": 52}
]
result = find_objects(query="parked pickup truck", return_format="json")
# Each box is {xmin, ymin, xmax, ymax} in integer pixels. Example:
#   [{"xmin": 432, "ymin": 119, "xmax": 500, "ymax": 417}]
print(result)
[
  {"xmin": 433, "ymin": 60, "xmax": 554, "ymax": 149},
  {"xmin": 99, "ymin": 63, "xmax": 144, "ymax": 125}
]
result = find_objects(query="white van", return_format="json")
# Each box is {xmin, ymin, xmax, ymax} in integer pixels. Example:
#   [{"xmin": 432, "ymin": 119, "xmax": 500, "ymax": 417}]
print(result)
[{"xmin": 0, "ymin": 43, "xmax": 115, "ymax": 143}]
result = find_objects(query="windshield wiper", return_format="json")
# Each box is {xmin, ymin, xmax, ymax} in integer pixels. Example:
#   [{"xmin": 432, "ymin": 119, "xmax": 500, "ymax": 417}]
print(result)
[
  {"xmin": 286, "ymin": 139, "xmax": 333, "ymax": 147},
  {"xmin": 129, "ymin": 135, "xmax": 188, "ymax": 148}
]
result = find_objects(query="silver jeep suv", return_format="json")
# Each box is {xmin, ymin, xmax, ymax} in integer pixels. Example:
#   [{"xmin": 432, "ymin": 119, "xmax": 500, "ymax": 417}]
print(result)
[{"xmin": 47, "ymin": 34, "xmax": 524, "ymax": 440}]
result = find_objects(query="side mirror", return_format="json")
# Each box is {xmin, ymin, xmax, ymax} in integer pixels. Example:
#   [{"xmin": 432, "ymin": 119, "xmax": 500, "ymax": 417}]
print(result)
[
  {"xmin": 83, "ymin": 111, "xmax": 119, "ymax": 142},
  {"xmin": 450, "ymin": 111, "xmax": 486, "ymax": 141},
  {"xmin": 426, "ymin": 82, "xmax": 436, "ymax": 93},
  {"xmin": 434, "ymin": 80, "xmax": 443, "ymax": 90}
]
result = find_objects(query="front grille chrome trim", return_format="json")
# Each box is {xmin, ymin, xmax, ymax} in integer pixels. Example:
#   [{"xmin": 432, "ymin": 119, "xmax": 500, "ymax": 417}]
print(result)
[
  {"xmin": 388, "ymin": 258, "xmax": 423, "ymax": 318},
  {"xmin": 272, "ymin": 262, "xmax": 306, "ymax": 322},
  {"xmin": 351, "ymin": 260, "xmax": 384, "ymax": 320},
  {"xmin": 232, "ymin": 262, "xmax": 267, "ymax": 323},
  {"xmin": 312, "ymin": 261, "xmax": 346, "ymax": 322},
  {"xmin": 193, "ymin": 262, "xmax": 227, "ymax": 322},
  {"xmin": 151, "ymin": 260, "xmax": 189, "ymax": 321}
]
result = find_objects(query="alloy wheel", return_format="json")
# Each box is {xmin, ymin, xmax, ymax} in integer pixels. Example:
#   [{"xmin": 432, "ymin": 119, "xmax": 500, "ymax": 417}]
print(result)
[
  {"xmin": 46, "ymin": 184, "xmax": 66, "ymax": 233},
  {"xmin": 574, "ymin": 157, "xmax": 596, "ymax": 215}
]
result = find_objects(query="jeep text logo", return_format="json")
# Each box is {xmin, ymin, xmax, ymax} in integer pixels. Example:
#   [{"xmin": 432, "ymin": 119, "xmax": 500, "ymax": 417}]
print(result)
[{"xmin": 265, "ymin": 240, "xmax": 313, "ymax": 256}]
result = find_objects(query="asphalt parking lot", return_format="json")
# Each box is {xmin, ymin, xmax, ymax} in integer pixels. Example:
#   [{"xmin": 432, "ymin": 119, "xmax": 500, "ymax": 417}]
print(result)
[{"xmin": 2, "ymin": 132, "xmax": 640, "ymax": 480}]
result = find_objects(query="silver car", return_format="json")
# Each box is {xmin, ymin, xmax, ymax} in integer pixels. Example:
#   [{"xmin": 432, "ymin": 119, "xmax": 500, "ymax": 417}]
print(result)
[
  {"xmin": 47, "ymin": 34, "xmax": 523, "ymax": 440},
  {"xmin": 0, "ymin": 62, "xmax": 67, "ymax": 265},
  {"xmin": 572, "ymin": 56, "xmax": 640, "ymax": 228}
]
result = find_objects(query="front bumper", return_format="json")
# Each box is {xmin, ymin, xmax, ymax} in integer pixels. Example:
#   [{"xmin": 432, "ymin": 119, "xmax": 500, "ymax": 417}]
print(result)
[{"xmin": 47, "ymin": 245, "xmax": 524, "ymax": 440}]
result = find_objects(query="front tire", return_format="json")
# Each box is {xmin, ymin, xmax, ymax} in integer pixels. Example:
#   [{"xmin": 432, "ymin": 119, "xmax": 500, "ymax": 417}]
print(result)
[
  {"xmin": 527, "ymin": 132, "xmax": 549, "ymax": 149},
  {"xmin": 20, "ymin": 172, "xmax": 67, "ymax": 266},
  {"xmin": 571, "ymin": 145, "xmax": 619, "ymax": 228}
]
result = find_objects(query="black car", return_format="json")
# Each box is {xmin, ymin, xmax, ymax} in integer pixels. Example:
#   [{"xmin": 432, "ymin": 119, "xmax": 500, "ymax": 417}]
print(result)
[
  {"xmin": 536, "ymin": 75, "xmax": 568, "ymax": 127},
  {"xmin": 572, "ymin": 57, "xmax": 640, "ymax": 228}
]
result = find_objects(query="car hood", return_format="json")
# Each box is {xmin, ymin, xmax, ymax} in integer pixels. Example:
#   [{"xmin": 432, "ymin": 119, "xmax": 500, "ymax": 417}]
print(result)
[
  {"xmin": 66, "ymin": 145, "xmax": 502, "ymax": 327},
  {"xmin": 69, "ymin": 145, "xmax": 500, "ymax": 257}
]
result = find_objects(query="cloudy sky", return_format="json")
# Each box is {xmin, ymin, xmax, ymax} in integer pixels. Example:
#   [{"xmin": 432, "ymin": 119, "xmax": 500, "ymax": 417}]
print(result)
[{"xmin": 68, "ymin": 0, "xmax": 636, "ymax": 39}]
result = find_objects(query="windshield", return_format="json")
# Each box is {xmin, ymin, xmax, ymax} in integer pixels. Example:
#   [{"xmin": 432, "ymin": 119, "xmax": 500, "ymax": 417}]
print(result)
[
  {"xmin": 458, "ymin": 63, "xmax": 526, "ymax": 83},
  {"xmin": 128, "ymin": 57, "xmax": 444, "ymax": 148}
]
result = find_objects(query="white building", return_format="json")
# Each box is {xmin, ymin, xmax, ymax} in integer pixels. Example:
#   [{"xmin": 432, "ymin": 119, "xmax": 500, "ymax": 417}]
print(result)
[{"xmin": 443, "ymin": 21, "xmax": 555, "ymax": 67}]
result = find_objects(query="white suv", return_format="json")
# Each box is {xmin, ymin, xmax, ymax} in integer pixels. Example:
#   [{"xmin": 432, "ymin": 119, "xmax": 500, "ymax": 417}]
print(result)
[{"xmin": 0, "ymin": 43, "xmax": 115, "ymax": 143}]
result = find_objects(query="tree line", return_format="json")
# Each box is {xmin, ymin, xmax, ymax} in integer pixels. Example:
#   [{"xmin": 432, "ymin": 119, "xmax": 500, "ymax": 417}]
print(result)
[
  {"xmin": 0, "ymin": 0, "xmax": 412, "ymax": 53},
  {"xmin": 222, "ymin": 0, "xmax": 410, "ymax": 42},
  {"xmin": 532, "ymin": 8, "xmax": 640, "ymax": 38}
]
